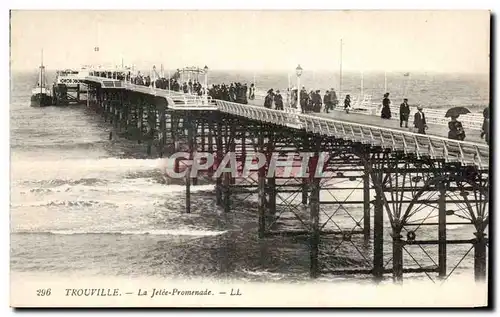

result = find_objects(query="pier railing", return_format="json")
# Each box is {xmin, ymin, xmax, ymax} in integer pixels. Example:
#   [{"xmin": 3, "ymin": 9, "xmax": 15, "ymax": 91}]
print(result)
[
  {"xmin": 216, "ymin": 100, "xmax": 489, "ymax": 169},
  {"xmin": 122, "ymin": 82, "xmax": 217, "ymax": 110},
  {"xmin": 87, "ymin": 73, "xmax": 486, "ymax": 130},
  {"xmin": 253, "ymin": 90, "xmax": 485, "ymax": 130}
]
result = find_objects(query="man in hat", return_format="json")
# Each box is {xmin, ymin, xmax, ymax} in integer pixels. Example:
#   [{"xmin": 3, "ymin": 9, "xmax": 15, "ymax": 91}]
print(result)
[
  {"xmin": 323, "ymin": 89, "xmax": 331, "ymax": 113},
  {"xmin": 399, "ymin": 98, "xmax": 411, "ymax": 128},
  {"xmin": 413, "ymin": 105, "xmax": 427, "ymax": 134},
  {"xmin": 330, "ymin": 88, "xmax": 338, "ymax": 109},
  {"xmin": 274, "ymin": 90, "xmax": 284, "ymax": 110},
  {"xmin": 300, "ymin": 88, "xmax": 308, "ymax": 113}
]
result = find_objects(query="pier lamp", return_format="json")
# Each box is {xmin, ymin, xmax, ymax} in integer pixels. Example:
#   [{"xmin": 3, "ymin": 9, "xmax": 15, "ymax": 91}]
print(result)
[
  {"xmin": 296, "ymin": 64, "xmax": 303, "ymax": 113},
  {"xmin": 204, "ymin": 65, "xmax": 209, "ymax": 103}
]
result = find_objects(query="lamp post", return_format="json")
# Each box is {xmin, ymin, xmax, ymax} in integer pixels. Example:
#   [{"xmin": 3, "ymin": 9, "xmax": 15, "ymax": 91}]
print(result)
[
  {"xmin": 204, "ymin": 65, "xmax": 209, "ymax": 104},
  {"xmin": 296, "ymin": 64, "xmax": 303, "ymax": 113}
]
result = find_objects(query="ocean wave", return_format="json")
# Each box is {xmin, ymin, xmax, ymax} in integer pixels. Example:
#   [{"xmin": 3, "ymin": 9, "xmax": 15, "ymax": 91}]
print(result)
[
  {"xmin": 13, "ymin": 229, "xmax": 228, "ymax": 236},
  {"xmin": 11, "ymin": 141, "xmax": 108, "ymax": 151},
  {"xmin": 11, "ymin": 158, "xmax": 167, "ymax": 182},
  {"xmin": 22, "ymin": 178, "xmax": 107, "ymax": 187},
  {"xmin": 17, "ymin": 182, "xmax": 215, "ymax": 196},
  {"xmin": 10, "ymin": 199, "xmax": 118, "ymax": 208}
]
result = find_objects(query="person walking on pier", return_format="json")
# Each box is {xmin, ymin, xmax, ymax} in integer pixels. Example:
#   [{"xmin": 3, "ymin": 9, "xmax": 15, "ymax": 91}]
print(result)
[
  {"xmin": 447, "ymin": 115, "xmax": 466, "ymax": 141},
  {"xmin": 323, "ymin": 89, "xmax": 331, "ymax": 113},
  {"xmin": 312, "ymin": 90, "xmax": 322, "ymax": 113},
  {"xmin": 413, "ymin": 105, "xmax": 427, "ymax": 134},
  {"xmin": 264, "ymin": 89, "xmax": 274, "ymax": 109},
  {"xmin": 344, "ymin": 94, "xmax": 351, "ymax": 114},
  {"xmin": 381, "ymin": 93, "xmax": 392, "ymax": 119},
  {"xmin": 399, "ymin": 98, "xmax": 411, "ymax": 128},
  {"xmin": 249, "ymin": 83, "xmax": 255, "ymax": 100},
  {"xmin": 481, "ymin": 106, "xmax": 490, "ymax": 145},
  {"xmin": 274, "ymin": 90, "xmax": 284, "ymax": 110},
  {"xmin": 300, "ymin": 88, "xmax": 308, "ymax": 113}
]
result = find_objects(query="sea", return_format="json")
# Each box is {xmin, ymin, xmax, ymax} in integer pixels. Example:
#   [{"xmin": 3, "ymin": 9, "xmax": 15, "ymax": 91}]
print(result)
[{"xmin": 10, "ymin": 70, "xmax": 489, "ymax": 286}]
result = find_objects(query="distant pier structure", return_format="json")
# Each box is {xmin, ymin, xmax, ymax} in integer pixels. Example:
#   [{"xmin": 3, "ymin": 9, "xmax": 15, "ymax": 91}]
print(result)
[{"xmin": 78, "ymin": 66, "xmax": 489, "ymax": 283}]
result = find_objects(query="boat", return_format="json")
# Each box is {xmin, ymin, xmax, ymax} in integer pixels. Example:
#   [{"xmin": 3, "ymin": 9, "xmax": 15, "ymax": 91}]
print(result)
[{"xmin": 30, "ymin": 50, "xmax": 53, "ymax": 107}]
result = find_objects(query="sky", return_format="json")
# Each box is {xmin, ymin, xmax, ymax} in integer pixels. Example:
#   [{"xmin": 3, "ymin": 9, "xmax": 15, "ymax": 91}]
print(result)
[{"xmin": 10, "ymin": 10, "xmax": 490, "ymax": 74}]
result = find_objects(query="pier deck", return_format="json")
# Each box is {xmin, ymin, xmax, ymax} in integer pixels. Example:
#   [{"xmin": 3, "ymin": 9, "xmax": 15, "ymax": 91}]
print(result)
[{"xmin": 246, "ymin": 98, "xmax": 486, "ymax": 144}]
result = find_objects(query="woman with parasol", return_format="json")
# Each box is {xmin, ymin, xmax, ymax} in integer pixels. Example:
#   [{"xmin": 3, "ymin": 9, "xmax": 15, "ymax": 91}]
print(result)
[{"xmin": 445, "ymin": 107, "xmax": 470, "ymax": 141}]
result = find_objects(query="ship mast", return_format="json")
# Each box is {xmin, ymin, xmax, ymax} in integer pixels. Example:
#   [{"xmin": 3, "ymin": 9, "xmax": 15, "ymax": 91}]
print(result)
[{"xmin": 39, "ymin": 49, "xmax": 44, "ymax": 94}]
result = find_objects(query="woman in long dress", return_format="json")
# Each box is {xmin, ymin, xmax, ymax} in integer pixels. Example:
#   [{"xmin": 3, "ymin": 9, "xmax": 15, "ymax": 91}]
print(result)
[
  {"xmin": 344, "ymin": 95, "xmax": 351, "ymax": 114},
  {"xmin": 448, "ymin": 115, "xmax": 466, "ymax": 141},
  {"xmin": 381, "ymin": 93, "xmax": 392, "ymax": 119}
]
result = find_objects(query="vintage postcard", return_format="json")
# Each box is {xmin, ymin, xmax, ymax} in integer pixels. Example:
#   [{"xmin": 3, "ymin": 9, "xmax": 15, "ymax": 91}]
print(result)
[{"xmin": 9, "ymin": 9, "xmax": 490, "ymax": 308}]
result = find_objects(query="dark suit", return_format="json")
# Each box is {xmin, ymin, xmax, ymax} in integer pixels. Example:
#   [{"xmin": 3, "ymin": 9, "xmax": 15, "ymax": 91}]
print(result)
[
  {"xmin": 399, "ymin": 102, "xmax": 410, "ymax": 128},
  {"xmin": 274, "ymin": 94, "xmax": 283, "ymax": 110},
  {"xmin": 414, "ymin": 111, "xmax": 427, "ymax": 134}
]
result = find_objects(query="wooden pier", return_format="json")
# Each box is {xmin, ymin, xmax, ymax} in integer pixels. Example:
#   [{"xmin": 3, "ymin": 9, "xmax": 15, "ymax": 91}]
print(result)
[{"xmin": 80, "ymin": 69, "xmax": 489, "ymax": 283}]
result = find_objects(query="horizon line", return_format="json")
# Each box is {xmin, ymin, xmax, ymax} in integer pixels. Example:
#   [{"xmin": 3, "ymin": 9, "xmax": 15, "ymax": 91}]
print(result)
[{"xmin": 9, "ymin": 66, "xmax": 490, "ymax": 76}]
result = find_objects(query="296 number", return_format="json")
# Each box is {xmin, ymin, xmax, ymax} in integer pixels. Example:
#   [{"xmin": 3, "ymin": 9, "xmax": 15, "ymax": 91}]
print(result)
[{"xmin": 36, "ymin": 289, "xmax": 51, "ymax": 296}]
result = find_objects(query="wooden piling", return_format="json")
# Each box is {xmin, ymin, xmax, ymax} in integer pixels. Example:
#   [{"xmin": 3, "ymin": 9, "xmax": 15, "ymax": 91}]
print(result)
[
  {"xmin": 137, "ymin": 100, "xmax": 143, "ymax": 144},
  {"xmin": 309, "ymin": 136, "xmax": 321, "ymax": 278},
  {"xmin": 207, "ymin": 119, "xmax": 214, "ymax": 178},
  {"xmin": 392, "ymin": 220, "xmax": 403, "ymax": 283},
  {"xmin": 363, "ymin": 163, "xmax": 371, "ymax": 243},
  {"xmin": 185, "ymin": 113, "xmax": 194, "ymax": 214},
  {"xmin": 215, "ymin": 120, "xmax": 223, "ymax": 206},
  {"xmin": 258, "ymin": 133, "xmax": 266, "ymax": 238},
  {"xmin": 267, "ymin": 177, "xmax": 276, "ymax": 215},
  {"xmin": 223, "ymin": 172, "xmax": 230, "ymax": 213},
  {"xmin": 373, "ymin": 167, "xmax": 384, "ymax": 281},
  {"xmin": 438, "ymin": 182, "xmax": 447, "ymax": 278},
  {"xmin": 474, "ymin": 217, "xmax": 487, "ymax": 282}
]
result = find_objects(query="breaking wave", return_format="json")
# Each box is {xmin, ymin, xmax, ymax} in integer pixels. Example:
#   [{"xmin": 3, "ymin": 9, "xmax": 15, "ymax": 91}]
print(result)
[
  {"xmin": 10, "ymin": 200, "xmax": 118, "ymax": 208},
  {"xmin": 14, "ymin": 229, "xmax": 228, "ymax": 236}
]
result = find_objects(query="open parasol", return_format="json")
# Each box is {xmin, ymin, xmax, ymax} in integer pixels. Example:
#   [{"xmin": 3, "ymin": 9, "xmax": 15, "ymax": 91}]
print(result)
[{"xmin": 445, "ymin": 106, "xmax": 471, "ymax": 118}]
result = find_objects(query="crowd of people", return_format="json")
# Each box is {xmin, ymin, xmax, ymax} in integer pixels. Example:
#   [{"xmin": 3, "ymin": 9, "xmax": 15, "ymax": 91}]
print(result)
[
  {"xmin": 207, "ymin": 83, "xmax": 250, "ymax": 104},
  {"xmin": 126, "ymin": 72, "xmax": 207, "ymax": 96}
]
